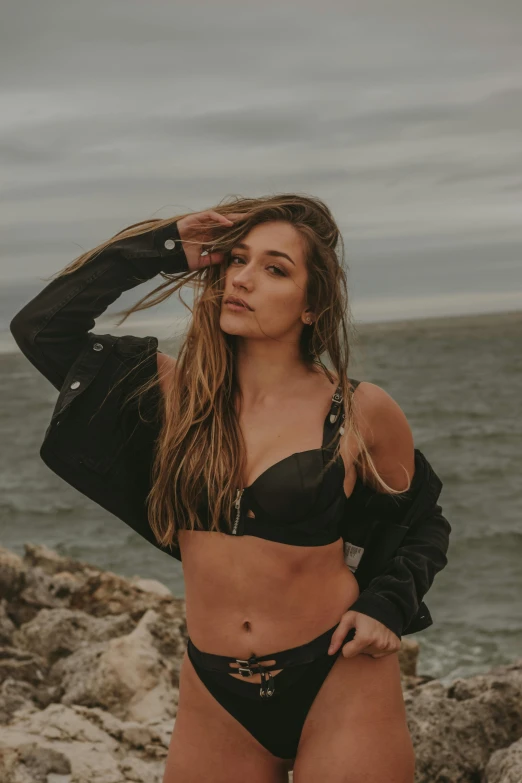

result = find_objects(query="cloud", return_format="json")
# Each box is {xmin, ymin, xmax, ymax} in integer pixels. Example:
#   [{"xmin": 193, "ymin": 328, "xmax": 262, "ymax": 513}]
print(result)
[{"xmin": 0, "ymin": 0, "xmax": 520, "ymax": 326}]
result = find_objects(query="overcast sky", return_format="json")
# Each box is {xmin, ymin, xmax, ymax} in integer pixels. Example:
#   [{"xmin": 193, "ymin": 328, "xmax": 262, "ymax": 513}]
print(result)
[{"xmin": 1, "ymin": 0, "xmax": 521, "ymax": 322}]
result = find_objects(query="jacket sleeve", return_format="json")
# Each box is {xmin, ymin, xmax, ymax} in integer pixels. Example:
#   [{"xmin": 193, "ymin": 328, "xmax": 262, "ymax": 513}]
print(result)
[
  {"xmin": 9, "ymin": 220, "xmax": 189, "ymax": 390},
  {"xmin": 345, "ymin": 451, "xmax": 452, "ymax": 639}
]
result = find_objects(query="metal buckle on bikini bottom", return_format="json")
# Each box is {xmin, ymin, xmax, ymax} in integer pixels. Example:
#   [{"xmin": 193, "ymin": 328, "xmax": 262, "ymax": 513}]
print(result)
[
  {"xmin": 233, "ymin": 657, "xmax": 276, "ymax": 698},
  {"xmin": 234, "ymin": 658, "xmax": 254, "ymax": 678},
  {"xmin": 259, "ymin": 668, "xmax": 276, "ymax": 698}
]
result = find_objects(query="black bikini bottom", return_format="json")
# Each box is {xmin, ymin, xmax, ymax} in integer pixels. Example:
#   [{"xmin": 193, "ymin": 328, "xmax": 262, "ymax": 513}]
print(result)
[{"xmin": 186, "ymin": 620, "xmax": 356, "ymax": 760}]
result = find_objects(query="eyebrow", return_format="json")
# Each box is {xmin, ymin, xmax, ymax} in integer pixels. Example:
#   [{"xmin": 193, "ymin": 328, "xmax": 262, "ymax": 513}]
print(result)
[{"xmin": 231, "ymin": 242, "xmax": 296, "ymax": 266}]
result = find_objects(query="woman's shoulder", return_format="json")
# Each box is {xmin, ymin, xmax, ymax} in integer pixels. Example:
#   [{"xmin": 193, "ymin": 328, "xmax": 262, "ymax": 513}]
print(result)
[
  {"xmin": 349, "ymin": 379, "xmax": 391, "ymax": 406},
  {"xmin": 350, "ymin": 380, "xmax": 415, "ymax": 492},
  {"xmin": 350, "ymin": 380, "xmax": 408, "ymax": 429}
]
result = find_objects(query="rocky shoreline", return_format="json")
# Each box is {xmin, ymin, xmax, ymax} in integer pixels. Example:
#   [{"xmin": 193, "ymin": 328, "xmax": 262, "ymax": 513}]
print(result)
[{"xmin": 0, "ymin": 543, "xmax": 521, "ymax": 782}]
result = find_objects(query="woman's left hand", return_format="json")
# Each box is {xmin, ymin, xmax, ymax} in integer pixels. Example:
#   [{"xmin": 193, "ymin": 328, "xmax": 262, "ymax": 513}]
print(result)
[{"xmin": 327, "ymin": 610, "xmax": 402, "ymax": 659}]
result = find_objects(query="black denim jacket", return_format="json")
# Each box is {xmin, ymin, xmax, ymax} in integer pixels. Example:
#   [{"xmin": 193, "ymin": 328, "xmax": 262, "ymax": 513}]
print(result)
[{"xmin": 10, "ymin": 219, "xmax": 451, "ymax": 640}]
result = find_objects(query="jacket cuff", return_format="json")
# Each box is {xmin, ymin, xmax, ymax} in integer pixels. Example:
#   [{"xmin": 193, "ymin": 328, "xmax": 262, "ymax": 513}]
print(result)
[
  {"xmin": 151, "ymin": 221, "xmax": 190, "ymax": 274},
  {"xmin": 348, "ymin": 589, "xmax": 404, "ymax": 640},
  {"xmin": 116, "ymin": 220, "xmax": 190, "ymax": 275}
]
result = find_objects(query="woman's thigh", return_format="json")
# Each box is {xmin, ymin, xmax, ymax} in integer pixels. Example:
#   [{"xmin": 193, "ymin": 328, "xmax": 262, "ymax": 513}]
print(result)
[
  {"xmin": 162, "ymin": 650, "xmax": 291, "ymax": 783},
  {"xmin": 293, "ymin": 651, "xmax": 415, "ymax": 783}
]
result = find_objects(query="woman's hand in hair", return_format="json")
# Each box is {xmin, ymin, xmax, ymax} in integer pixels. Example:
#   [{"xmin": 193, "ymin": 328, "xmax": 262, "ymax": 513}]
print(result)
[{"xmin": 176, "ymin": 210, "xmax": 247, "ymax": 271}]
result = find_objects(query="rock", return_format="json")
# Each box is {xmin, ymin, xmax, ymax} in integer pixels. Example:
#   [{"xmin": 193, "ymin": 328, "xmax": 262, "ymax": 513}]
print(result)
[
  {"xmin": 0, "ymin": 646, "xmax": 47, "ymax": 686},
  {"xmin": 13, "ymin": 607, "xmax": 135, "ymax": 665},
  {"xmin": 0, "ymin": 545, "xmax": 185, "ymax": 780},
  {"xmin": 7, "ymin": 567, "xmax": 85, "ymax": 628},
  {"xmin": 50, "ymin": 609, "xmax": 180, "ymax": 722},
  {"xmin": 0, "ymin": 599, "xmax": 16, "ymax": 644},
  {"xmin": 69, "ymin": 569, "xmax": 185, "ymax": 620},
  {"xmin": 72, "ymin": 705, "xmax": 174, "ymax": 752},
  {"xmin": 23, "ymin": 542, "xmax": 92, "ymax": 576},
  {"xmin": 40, "ymin": 569, "xmax": 86, "ymax": 602},
  {"xmin": 139, "ymin": 602, "xmax": 188, "ymax": 661},
  {"xmin": 0, "ymin": 679, "xmax": 36, "ymax": 725},
  {"xmin": 129, "ymin": 577, "xmax": 173, "ymax": 597},
  {"xmin": 398, "ymin": 636, "xmax": 419, "ymax": 677},
  {"xmin": 0, "ymin": 703, "xmax": 170, "ymax": 783},
  {"xmin": 1, "ymin": 542, "xmax": 521, "ymax": 783},
  {"xmin": 19, "ymin": 567, "xmax": 80, "ymax": 611},
  {"xmin": 405, "ymin": 659, "xmax": 522, "ymax": 782},
  {"xmin": 17, "ymin": 743, "xmax": 71, "ymax": 782},
  {"xmin": 0, "ymin": 746, "xmax": 21, "ymax": 783},
  {"xmin": 0, "ymin": 548, "xmax": 27, "ymax": 600},
  {"xmin": 485, "ymin": 735, "xmax": 522, "ymax": 782}
]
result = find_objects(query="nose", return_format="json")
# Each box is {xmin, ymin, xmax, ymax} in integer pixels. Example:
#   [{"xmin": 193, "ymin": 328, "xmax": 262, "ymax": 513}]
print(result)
[{"xmin": 231, "ymin": 263, "xmax": 254, "ymax": 289}]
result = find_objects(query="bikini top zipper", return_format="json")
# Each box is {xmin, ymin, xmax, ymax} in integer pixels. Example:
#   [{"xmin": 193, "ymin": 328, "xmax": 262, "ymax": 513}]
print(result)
[
  {"xmin": 232, "ymin": 487, "xmax": 244, "ymax": 535},
  {"xmin": 231, "ymin": 387, "xmax": 343, "ymax": 535}
]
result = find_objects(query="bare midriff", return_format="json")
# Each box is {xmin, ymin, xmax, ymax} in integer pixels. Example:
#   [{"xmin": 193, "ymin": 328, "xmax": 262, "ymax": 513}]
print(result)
[{"xmin": 179, "ymin": 528, "xmax": 360, "ymax": 683}]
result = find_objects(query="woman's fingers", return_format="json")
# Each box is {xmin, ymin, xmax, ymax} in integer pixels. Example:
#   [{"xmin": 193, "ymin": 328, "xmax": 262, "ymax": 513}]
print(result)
[
  {"xmin": 328, "ymin": 612, "xmax": 356, "ymax": 654},
  {"xmin": 177, "ymin": 209, "xmax": 250, "ymax": 270},
  {"xmin": 199, "ymin": 249, "xmax": 226, "ymax": 266},
  {"xmin": 200, "ymin": 209, "xmax": 247, "ymax": 222},
  {"xmin": 204, "ymin": 210, "xmax": 235, "ymax": 225},
  {"xmin": 227, "ymin": 211, "xmax": 249, "ymax": 221},
  {"xmin": 197, "ymin": 211, "xmax": 248, "ymax": 266}
]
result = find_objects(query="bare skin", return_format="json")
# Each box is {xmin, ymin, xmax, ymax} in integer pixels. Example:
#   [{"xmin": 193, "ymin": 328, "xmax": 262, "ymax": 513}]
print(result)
[
  {"xmin": 159, "ymin": 215, "xmax": 416, "ymax": 781},
  {"xmin": 180, "ymin": 368, "xmax": 362, "ymax": 681}
]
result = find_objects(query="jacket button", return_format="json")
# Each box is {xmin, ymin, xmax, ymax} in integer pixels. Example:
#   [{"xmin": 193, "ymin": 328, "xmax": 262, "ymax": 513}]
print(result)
[
  {"xmin": 93, "ymin": 342, "xmax": 104, "ymax": 351},
  {"xmin": 164, "ymin": 239, "xmax": 176, "ymax": 250},
  {"xmin": 70, "ymin": 381, "xmax": 80, "ymax": 389}
]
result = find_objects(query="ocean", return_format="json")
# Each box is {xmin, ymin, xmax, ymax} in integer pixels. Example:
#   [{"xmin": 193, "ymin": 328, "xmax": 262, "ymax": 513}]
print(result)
[{"xmin": 1, "ymin": 280, "xmax": 521, "ymax": 687}]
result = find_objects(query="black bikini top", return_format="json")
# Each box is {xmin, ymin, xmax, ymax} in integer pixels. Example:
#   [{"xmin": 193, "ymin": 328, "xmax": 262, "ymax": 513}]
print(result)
[{"xmin": 195, "ymin": 378, "xmax": 361, "ymax": 547}]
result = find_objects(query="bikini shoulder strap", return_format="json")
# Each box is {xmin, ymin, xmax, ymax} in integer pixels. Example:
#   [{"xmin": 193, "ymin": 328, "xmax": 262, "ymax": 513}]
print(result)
[
  {"xmin": 347, "ymin": 377, "xmax": 361, "ymax": 394},
  {"xmin": 329, "ymin": 384, "xmax": 344, "ymax": 424},
  {"xmin": 328, "ymin": 378, "xmax": 361, "ymax": 425}
]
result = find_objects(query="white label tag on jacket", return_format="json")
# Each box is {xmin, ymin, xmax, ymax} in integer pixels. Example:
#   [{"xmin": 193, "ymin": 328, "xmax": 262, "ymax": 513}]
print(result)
[{"xmin": 344, "ymin": 542, "xmax": 364, "ymax": 573}]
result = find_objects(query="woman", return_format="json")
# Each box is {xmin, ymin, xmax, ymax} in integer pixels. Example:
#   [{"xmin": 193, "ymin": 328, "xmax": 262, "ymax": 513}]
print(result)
[{"xmin": 10, "ymin": 194, "xmax": 445, "ymax": 782}]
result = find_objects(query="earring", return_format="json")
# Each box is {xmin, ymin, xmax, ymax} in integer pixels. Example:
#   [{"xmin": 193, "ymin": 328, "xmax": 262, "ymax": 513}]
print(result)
[{"xmin": 305, "ymin": 317, "xmax": 312, "ymax": 324}]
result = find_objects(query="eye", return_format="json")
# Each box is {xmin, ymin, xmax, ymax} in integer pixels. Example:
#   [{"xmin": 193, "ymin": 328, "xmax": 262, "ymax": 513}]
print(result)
[
  {"xmin": 229, "ymin": 255, "xmax": 286, "ymax": 277},
  {"xmin": 268, "ymin": 265, "xmax": 286, "ymax": 277}
]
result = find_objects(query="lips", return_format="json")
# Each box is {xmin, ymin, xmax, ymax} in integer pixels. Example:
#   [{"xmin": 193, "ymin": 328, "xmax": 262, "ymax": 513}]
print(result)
[{"xmin": 225, "ymin": 297, "xmax": 252, "ymax": 310}]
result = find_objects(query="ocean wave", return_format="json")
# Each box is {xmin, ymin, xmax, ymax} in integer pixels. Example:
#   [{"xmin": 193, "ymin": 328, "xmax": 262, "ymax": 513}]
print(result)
[{"xmin": 0, "ymin": 499, "xmax": 76, "ymax": 515}]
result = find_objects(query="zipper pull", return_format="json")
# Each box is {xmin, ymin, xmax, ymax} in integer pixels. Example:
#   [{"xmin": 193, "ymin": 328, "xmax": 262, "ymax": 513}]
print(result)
[{"xmin": 232, "ymin": 488, "xmax": 244, "ymax": 535}]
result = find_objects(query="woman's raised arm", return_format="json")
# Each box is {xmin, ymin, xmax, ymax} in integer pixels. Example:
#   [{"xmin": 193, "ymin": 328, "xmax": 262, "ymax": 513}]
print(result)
[{"xmin": 9, "ymin": 220, "xmax": 190, "ymax": 391}]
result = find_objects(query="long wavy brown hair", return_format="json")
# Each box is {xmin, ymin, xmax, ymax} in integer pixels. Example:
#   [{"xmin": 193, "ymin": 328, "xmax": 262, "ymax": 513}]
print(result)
[{"xmin": 52, "ymin": 193, "xmax": 410, "ymax": 554}]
